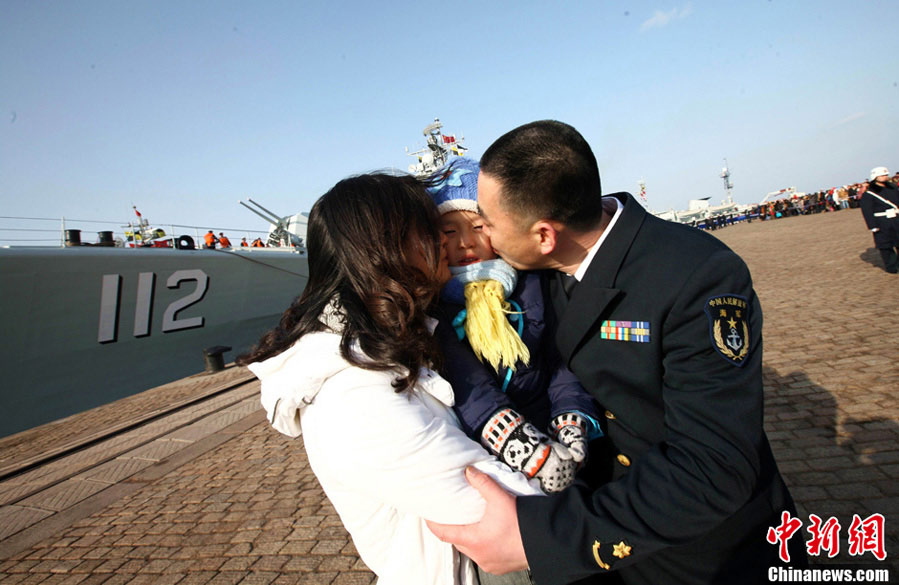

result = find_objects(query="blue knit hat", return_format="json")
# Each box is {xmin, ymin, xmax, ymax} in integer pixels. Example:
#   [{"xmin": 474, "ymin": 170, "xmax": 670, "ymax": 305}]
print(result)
[{"xmin": 427, "ymin": 158, "xmax": 480, "ymax": 216}]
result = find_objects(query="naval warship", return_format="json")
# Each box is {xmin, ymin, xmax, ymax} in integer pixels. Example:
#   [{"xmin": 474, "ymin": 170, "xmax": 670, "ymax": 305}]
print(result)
[{"xmin": 0, "ymin": 119, "xmax": 466, "ymax": 438}]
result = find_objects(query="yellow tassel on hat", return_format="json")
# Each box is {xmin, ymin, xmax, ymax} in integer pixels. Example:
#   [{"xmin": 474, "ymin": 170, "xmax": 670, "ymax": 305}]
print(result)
[{"xmin": 463, "ymin": 280, "xmax": 530, "ymax": 373}]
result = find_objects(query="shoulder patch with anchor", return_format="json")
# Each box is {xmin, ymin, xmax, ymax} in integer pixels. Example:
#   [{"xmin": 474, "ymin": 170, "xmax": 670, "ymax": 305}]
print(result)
[{"xmin": 704, "ymin": 295, "xmax": 750, "ymax": 367}]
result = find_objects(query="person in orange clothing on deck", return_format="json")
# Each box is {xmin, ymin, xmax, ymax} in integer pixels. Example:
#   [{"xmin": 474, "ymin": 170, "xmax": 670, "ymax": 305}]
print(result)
[
  {"xmin": 251, "ymin": 237, "xmax": 265, "ymax": 247},
  {"xmin": 218, "ymin": 233, "xmax": 232, "ymax": 248},
  {"xmin": 204, "ymin": 230, "xmax": 218, "ymax": 249},
  {"xmin": 240, "ymin": 237, "xmax": 249, "ymax": 247}
]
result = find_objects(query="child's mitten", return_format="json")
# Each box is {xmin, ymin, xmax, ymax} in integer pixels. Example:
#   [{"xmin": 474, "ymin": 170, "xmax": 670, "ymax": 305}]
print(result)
[
  {"xmin": 550, "ymin": 412, "xmax": 589, "ymax": 464},
  {"xmin": 481, "ymin": 408, "xmax": 577, "ymax": 493}
]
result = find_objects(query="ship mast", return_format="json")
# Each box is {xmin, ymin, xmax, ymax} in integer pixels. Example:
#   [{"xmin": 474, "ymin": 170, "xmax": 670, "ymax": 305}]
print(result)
[
  {"xmin": 636, "ymin": 178, "xmax": 649, "ymax": 209},
  {"xmin": 406, "ymin": 118, "xmax": 468, "ymax": 177},
  {"xmin": 720, "ymin": 159, "xmax": 734, "ymax": 205}
]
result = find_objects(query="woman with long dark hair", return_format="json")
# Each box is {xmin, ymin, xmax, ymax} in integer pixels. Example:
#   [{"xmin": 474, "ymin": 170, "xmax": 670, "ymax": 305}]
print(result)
[{"xmin": 239, "ymin": 173, "xmax": 542, "ymax": 585}]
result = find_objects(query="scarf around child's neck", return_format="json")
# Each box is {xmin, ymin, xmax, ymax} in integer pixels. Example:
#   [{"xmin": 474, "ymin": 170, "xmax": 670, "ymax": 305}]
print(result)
[{"xmin": 441, "ymin": 258, "xmax": 518, "ymax": 305}]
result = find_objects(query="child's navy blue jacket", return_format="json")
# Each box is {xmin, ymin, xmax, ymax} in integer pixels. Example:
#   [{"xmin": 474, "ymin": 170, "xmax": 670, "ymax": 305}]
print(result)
[{"xmin": 434, "ymin": 270, "xmax": 601, "ymax": 438}]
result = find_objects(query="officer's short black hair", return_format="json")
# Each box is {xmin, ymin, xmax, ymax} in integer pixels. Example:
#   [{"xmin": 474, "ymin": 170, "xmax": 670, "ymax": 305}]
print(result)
[{"xmin": 480, "ymin": 120, "xmax": 604, "ymax": 231}]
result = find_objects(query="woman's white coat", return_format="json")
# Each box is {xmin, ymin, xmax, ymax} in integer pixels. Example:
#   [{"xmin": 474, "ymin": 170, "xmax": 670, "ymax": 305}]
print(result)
[{"xmin": 249, "ymin": 327, "xmax": 542, "ymax": 585}]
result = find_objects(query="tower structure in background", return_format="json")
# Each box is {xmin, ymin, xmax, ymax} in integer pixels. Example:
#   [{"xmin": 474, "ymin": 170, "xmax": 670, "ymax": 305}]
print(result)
[{"xmin": 721, "ymin": 159, "xmax": 734, "ymax": 205}]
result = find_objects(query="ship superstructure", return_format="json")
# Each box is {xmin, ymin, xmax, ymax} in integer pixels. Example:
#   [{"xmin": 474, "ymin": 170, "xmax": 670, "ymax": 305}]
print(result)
[
  {"xmin": 651, "ymin": 159, "xmax": 746, "ymax": 225},
  {"xmin": 406, "ymin": 118, "xmax": 468, "ymax": 177}
]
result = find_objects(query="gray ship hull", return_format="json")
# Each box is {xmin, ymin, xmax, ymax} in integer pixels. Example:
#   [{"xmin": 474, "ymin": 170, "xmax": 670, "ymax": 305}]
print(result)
[{"xmin": 0, "ymin": 246, "xmax": 308, "ymax": 437}]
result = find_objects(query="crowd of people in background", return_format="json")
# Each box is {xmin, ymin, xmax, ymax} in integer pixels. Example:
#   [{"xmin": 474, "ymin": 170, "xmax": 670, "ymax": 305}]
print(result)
[{"xmin": 690, "ymin": 170, "xmax": 899, "ymax": 231}]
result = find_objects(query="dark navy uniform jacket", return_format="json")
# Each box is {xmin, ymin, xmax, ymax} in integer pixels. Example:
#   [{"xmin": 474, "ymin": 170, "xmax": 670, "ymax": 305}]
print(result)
[
  {"xmin": 860, "ymin": 182, "xmax": 899, "ymax": 248},
  {"xmin": 434, "ymin": 271, "xmax": 600, "ymax": 438},
  {"xmin": 517, "ymin": 193, "xmax": 805, "ymax": 585}
]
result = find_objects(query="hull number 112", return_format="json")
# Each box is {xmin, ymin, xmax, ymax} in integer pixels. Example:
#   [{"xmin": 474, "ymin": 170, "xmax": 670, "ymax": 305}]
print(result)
[{"xmin": 98, "ymin": 269, "xmax": 209, "ymax": 343}]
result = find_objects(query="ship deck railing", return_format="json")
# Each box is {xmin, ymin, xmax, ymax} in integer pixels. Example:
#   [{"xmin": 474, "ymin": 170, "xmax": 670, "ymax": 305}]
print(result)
[{"xmin": 0, "ymin": 215, "xmax": 275, "ymax": 249}]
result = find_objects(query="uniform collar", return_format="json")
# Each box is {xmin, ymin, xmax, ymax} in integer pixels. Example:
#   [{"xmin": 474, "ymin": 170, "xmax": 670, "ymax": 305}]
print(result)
[
  {"xmin": 576, "ymin": 192, "xmax": 646, "ymax": 290},
  {"xmin": 573, "ymin": 196, "xmax": 625, "ymax": 282}
]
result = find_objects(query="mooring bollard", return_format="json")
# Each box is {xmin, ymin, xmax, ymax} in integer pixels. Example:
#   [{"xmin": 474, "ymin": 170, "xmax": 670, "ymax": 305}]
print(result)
[
  {"xmin": 203, "ymin": 345, "xmax": 232, "ymax": 373},
  {"xmin": 65, "ymin": 229, "xmax": 82, "ymax": 247}
]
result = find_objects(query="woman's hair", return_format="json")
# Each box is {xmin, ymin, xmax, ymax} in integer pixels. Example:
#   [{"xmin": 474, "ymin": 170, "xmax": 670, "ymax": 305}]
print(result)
[{"xmin": 237, "ymin": 172, "xmax": 445, "ymax": 392}]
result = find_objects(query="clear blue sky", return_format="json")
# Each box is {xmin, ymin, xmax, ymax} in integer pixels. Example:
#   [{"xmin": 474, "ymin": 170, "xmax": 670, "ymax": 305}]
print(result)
[{"xmin": 2, "ymin": 1, "xmax": 898, "ymax": 240}]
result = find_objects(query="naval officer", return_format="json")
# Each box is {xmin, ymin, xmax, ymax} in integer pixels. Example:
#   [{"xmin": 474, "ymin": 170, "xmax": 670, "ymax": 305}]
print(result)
[{"xmin": 428, "ymin": 120, "xmax": 805, "ymax": 584}]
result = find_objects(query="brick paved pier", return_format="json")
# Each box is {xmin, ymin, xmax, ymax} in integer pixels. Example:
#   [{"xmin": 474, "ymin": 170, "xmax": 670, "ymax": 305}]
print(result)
[{"xmin": 1, "ymin": 207, "xmax": 896, "ymax": 583}]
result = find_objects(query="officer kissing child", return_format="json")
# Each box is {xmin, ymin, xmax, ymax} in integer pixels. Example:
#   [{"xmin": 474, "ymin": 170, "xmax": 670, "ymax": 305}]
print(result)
[{"xmin": 428, "ymin": 158, "xmax": 603, "ymax": 493}]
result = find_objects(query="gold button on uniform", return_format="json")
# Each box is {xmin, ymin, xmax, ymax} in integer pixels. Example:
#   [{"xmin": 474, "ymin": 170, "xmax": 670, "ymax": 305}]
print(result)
[
  {"xmin": 616, "ymin": 454, "xmax": 631, "ymax": 467},
  {"xmin": 604, "ymin": 410, "xmax": 616, "ymax": 420}
]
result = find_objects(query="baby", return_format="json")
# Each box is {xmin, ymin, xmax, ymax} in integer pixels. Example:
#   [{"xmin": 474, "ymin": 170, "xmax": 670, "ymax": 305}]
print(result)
[{"xmin": 428, "ymin": 158, "xmax": 602, "ymax": 493}]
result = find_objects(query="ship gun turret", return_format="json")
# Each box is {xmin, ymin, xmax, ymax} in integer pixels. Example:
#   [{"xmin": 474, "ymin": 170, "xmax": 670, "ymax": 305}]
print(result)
[{"xmin": 239, "ymin": 199, "xmax": 305, "ymax": 248}]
